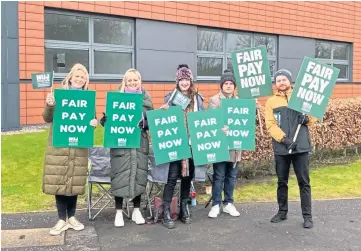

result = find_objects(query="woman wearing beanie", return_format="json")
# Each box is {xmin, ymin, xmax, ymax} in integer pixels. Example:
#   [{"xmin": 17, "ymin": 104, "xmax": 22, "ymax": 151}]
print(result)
[
  {"xmin": 100, "ymin": 68, "xmax": 153, "ymax": 227},
  {"xmin": 159, "ymin": 64, "xmax": 206, "ymax": 229},
  {"xmin": 43, "ymin": 64, "xmax": 98, "ymax": 235},
  {"xmin": 207, "ymin": 69, "xmax": 241, "ymax": 218}
]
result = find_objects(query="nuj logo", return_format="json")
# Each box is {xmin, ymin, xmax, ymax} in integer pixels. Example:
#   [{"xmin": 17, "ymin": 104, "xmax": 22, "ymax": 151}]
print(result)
[
  {"xmin": 302, "ymin": 102, "xmax": 312, "ymax": 112},
  {"xmin": 68, "ymin": 137, "xmax": 78, "ymax": 146},
  {"xmin": 118, "ymin": 138, "xmax": 126, "ymax": 146},
  {"xmin": 234, "ymin": 141, "xmax": 242, "ymax": 149},
  {"xmin": 206, "ymin": 153, "xmax": 216, "ymax": 162},
  {"xmin": 36, "ymin": 74, "xmax": 50, "ymax": 82},
  {"xmin": 168, "ymin": 151, "xmax": 177, "ymax": 160},
  {"xmin": 250, "ymin": 87, "xmax": 260, "ymax": 96}
]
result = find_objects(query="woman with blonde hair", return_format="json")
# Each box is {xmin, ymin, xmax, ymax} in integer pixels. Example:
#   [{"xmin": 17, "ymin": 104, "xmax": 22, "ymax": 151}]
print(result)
[
  {"xmin": 100, "ymin": 68, "xmax": 153, "ymax": 227},
  {"xmin": 42, "ymin": 63, "xmax": 98, "ymax": 236}
]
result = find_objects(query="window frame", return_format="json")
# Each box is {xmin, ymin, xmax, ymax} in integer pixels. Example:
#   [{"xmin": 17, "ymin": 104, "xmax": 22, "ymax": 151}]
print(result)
[
  {"xmin": 196, "ymin": 27, "xmax": 278, "ymax": 81},
  {"xmin": 315, "ymin": 40, "xmax": 351, "ymax": 82},
  {"xmin": 44, "ymin": 9, "xmax": 135, "ymax": 79}
]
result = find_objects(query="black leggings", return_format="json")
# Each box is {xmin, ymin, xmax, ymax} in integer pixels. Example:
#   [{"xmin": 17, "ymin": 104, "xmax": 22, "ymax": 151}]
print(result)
[
  {"xmin": 55, "ymin": 195, "xmax": 78, "ymax": 221},
  {"xmin": 115, "ymin": 195, "xmax": 141, "ymax": 210}
]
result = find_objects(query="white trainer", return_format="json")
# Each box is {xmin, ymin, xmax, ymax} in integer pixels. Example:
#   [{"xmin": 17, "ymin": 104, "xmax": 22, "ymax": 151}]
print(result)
[
  {"xmin": 49, "ymin": 219, "xmax": 68, "ymax": 236},
  {"xmin": 208, "ymin": 205, "xmax": 220, "ymax": 218},
  {"xmin": 67, "ymin": 216, "xmax": 85, "ymax": 231},
  {"xmin": 132, "ymin": 208, "xmax": 145, "ymax": 225},
  {"xmin": 223, "ymin": 203, "xmax": 240, "ymax": 217},
  {"xmin": 114, "ymin": 210, "xmax": 124, "ymax": 227}
]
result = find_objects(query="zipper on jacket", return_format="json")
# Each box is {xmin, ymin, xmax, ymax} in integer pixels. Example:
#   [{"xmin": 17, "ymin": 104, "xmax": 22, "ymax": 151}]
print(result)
[{"xmin": 284, "ymin": 92, "xmax": 292, "ymax": 137}]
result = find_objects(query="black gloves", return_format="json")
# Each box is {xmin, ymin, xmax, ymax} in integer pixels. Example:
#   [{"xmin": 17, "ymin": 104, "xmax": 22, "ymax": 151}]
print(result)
[
  {"xmin": 101, "ymin": 112, "xmax": 149, "ymax": 131},
  {"xmin": 281, "ymin": 137, "xmax": 297, "ymax": 151},
  {"xmin": 100, "ymin": 112, "xmax": 107, "ymax": 127},
  {"xmin": 138, "ymin": 112, "xmax": 149, "ymax": 131},
  {"xmin": 298, "ymin": 114, "xmax": 309, "ymax": 125}
]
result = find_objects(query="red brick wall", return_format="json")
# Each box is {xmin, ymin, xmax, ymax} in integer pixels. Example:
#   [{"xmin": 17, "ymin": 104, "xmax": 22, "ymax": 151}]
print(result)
[{"xmin": 18, "ymin": 1, "xmax": 361, "ymax": 125}]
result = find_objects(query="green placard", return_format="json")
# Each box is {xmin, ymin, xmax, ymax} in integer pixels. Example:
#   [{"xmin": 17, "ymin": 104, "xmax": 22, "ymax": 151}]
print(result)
[
  {"xmin": 231, "ymin": 46, "xmax": 273, "ymax": 99},
  {"xmin": 167, "ymin": 89, "xmax": 191, "ymax": 110},
  {"xmin": 147, "ymin": 106, "xmax": 191, "ymax": 165},
  {"xmin": 221, "ymin": 98, "xmax": 256, "ymax": 150},
  {"xmin": 52, "ymin": 89, "xmax": 96, "ymax": 148},
  {"xmin": 31, "ymin": 72, "xmax": 54, "ymax": 89},
  {"xmin": 187, "ymin": 109, "xmax": 230, "ymax": 166},
  {"xmin": 103, "ymin": 92, "xmax": 143, "ymax": 148},
  {"xmin": 288, "ymin": 57, "xmax": 340, "ymax": 120}
]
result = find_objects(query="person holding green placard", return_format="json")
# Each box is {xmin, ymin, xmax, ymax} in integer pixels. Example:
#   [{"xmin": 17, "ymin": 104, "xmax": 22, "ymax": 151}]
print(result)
[
  {"xmin": 265, "ymin": 69, "xmax": 317, "ymax": 229},
  {"xmin": 207, "ymin": 69, "xmax": 242, "ymax": 218},
  {"xmin": 159, "ymin": 64, "xmax": 207, "ymax": 229},
  {"xmin": 100, "ymin": 69, "xmax": 153, "ymax": 228},
  {"xmin": 42, "ymin": 64, "xmax": 98, "ymax": 236}
]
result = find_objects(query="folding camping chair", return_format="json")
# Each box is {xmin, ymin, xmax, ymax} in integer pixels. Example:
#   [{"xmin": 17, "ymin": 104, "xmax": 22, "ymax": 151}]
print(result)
[{"xmin": 87, "ymin": 147, "xmax": 130, "ymax": 220}]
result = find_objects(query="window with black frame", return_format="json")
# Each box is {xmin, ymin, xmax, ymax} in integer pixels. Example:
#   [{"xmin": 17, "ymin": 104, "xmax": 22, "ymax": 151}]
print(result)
[
  {"xmin": 44, "ymin": 10, "xmax": 134, "ymax": 79},
  {"xmin": 315, "ymin": 40, "xmax": 351, "ymax": 81},
  {"xmin": 197, "ymin": 28, "xmax": 277, "ymax": 80}
]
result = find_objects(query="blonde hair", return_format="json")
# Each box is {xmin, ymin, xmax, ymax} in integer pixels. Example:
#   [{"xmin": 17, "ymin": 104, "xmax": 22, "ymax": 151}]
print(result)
[
  {"xmin": 119, "ymin": 68, "xmax": 142, "ymax": 92},
  {"xmin": 61, "ymin": 63, "xmax": 89, "ymax": 90}
]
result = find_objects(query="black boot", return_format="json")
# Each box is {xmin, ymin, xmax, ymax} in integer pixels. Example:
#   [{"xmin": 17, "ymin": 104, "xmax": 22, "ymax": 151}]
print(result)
[
  {"xmin": 303, "ymin": 217, "xmax": 313, "ymax": 229},
  {"xmin": 180, "ymin": 199, "xmax": 191, "ymax": 224},
  {"xmin": 270, "ymin": 212, "xmax": 287, "ymax": 223},
  {"xmin": 162, "ymin": 204, "xmax": 175, "ymax": 229}
]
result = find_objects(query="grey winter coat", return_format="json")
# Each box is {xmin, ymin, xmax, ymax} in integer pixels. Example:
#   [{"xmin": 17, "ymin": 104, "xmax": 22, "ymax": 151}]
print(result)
[
  {"xmin": 110, "ymin": 87, "xmax": 153, "ymax": 198},
  {"xmin": 148, "ymin": 89, "xmax": 207, "ymax": 184}
]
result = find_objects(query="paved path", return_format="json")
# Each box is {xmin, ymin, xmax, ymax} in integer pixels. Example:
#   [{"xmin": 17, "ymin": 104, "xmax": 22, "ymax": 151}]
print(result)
[{"xmin": 2, "ymin": 199, "xmax": 361, "ymax": 251}]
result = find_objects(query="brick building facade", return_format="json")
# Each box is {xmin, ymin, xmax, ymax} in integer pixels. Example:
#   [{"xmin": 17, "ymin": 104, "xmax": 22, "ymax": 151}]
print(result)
[{"xmin": 2, "ymin": 1, "xmax": 361, "ymax": 128}]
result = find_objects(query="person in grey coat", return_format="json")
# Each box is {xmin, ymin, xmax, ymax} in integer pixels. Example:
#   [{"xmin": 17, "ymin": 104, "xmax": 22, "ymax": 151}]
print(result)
[
  {"xmin": 158, "ymin": 64, "xmax": 206, "ymax": 229},
  {"xmin": 100, "ymin": 69, "xmax": 153, "ymax": 227}
]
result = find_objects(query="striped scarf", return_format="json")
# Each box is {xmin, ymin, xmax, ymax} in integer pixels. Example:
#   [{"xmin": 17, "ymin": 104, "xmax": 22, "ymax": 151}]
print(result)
[{"xmin": 181, "ymin": 94, "xmax": 198, "ymax": 177}]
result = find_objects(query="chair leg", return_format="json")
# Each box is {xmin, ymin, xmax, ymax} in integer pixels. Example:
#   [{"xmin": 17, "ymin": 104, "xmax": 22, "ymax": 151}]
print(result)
[{"xmin": 88, "ymin": 182, "xmax": 93, "ymax": 220}]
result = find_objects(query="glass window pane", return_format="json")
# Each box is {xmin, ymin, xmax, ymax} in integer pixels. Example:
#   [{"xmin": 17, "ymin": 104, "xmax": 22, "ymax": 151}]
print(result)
[
  {"xmin": 45, "ymin": 48, "xmax": 89, "ymax": 74},
  {"xmin": 334, "ymin": 64, "xmax": 348, "ymax": 79},
  {"xmin": 94, "ymin": 51, "xmax": 132, "ymax": 75},
  {"xmin": 94, "ymin": 18, "xmax": 133, "ymax": 46},
  {"xmin": 197, "ymin": 29, "xmax": 223, "ymax": 52},
  {"xmin": 254, "ymin": 35, "xmax": 276, "ymax": 56},
  {"xmin": 226, "ymin": 58, "xmax": 234, "ymax": 73},
  {"xmin": 315, "ymin": 41, "xmax": 332, "ymax": 59},
  {"xmin": 333, "ymin": 44, "xmax": 348, "ymax": 60},
  {"xmin": 45, "ymin": 12, "xmax": 89, "ymax": 42},
  {"xmin": 269, "ymin": 60, "xmax": 276, "ymax": 77},
  {"xmin": 227, "ymin": 33, "xmax": 252, "ymax": 52},
  {"xmin": 197, "ymin": 57, "xmax": 223, "ymax": 77}
]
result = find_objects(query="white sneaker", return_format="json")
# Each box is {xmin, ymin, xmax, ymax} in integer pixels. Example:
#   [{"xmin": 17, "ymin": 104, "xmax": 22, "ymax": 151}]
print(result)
[
  {"xmin": 67, "ymin": 216, "xmax": 85, "ymax": 231},
  {"xmin": 208, "ymin": 205, "xmax": 220, "ymax": 218},
  {"xmin": 49, "ymin": 219, "xmax": 68, "ymax": 236},
  {"xmin": 223, "ymin": 203, "xmax": 240, "ymax": 217},
  {"xmin": 132, "ymin": 208, "xmax": 145, "ymax": 225},
  {"xmin": 114, "ymin": 210, "xmax": 124, "ymax": 227}
]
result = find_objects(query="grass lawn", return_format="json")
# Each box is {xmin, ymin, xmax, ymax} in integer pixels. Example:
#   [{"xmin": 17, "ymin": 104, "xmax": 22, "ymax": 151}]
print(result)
[
  {"xmin": 197, "ymin": 159, "xmax": 361, "ymax": 204},
  {"xmin": 2, "ymin": 128, "xmax": 361, "ymax": 213}
]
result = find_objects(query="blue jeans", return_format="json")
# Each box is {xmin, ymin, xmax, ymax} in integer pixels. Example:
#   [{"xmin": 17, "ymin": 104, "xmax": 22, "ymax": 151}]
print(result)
[{"xmin": 212, "ymin": 161, "xmax": 239, "ymax": 206}]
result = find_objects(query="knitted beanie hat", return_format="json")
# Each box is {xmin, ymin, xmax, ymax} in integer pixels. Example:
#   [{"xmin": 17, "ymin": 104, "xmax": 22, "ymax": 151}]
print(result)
[
  {"xmin": 274, "ymin": 69, "xmax": 292, "ymax": 83},
  {"xmin": 220, "ymin": 69, "xmax": 236, "ymax": 89},
  {"xmin": 176, "ymin": 64, "xmax": 193, "ymax": 84}
]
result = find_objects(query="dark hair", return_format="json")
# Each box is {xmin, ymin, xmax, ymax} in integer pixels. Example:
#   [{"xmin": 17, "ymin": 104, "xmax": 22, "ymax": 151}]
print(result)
[{"xmin": 177, "ymin": 64, "xmax": 189, "ymax": 70}]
